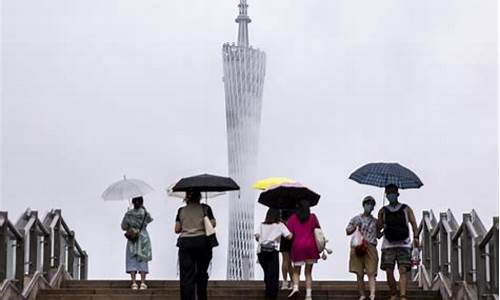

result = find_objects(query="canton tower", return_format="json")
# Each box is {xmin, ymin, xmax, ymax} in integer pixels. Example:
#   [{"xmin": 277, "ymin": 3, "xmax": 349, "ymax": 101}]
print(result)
[{"xmin": 222, "ymin": 0, "xmax": 266, "ymax": 280}]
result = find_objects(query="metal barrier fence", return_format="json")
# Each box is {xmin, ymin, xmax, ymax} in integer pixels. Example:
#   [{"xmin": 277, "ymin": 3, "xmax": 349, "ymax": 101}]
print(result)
[
  {"xmin": 418, "ymin": 209, "xmax": 498, "ymax": 299},
  {"xmin": 0, "ymin": 209, "xmax": 87, "ymax": 290}
]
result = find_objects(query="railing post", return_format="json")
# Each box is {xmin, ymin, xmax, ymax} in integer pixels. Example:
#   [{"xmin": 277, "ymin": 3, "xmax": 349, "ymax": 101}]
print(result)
[
  {"xmin": 461, "ymin": 213, "xmax": 475, "ymax": 284},
  {"xmin": 451, "ymin": 226, "xmax": 461, "ymax": 282},
  {"xmin": 476, "ymin": 235, "xmax": 487, "ymax": 298},
  {"xmin": 67, "ymin": 230, "xmax": 75, "ymax": 277},
  {"xmin": 15, "ymin": 229, "xmax": 25, "ymax": 290},
  {"xmin": 439, "ymin": 213, "xmax": 450, "ymax": 275},
  {"xmin": 431, "ymin": 228, "xmax": 439, "ymax": 277},
  {"xmin": 422, "ymin": 211, "xmax": 432, "ymax": 274},
  {"xmin": 42, "ymin": 230, "xmax": 51, "ymax": 279},
  {"xmin": 0, "ymin": 212, "xmax": 8, "ymax": 283},
  {"xmin": 80, "ymin": 251, "xmax": 88, "ymax": 280},
  {"xmin": 28, "ymin": 211, "xmax": 38, "ymax": 275},
  {"xmin": 52, "ymin": 210, "xmax": 61, "ymax": 268},
  {"xmin": 489, "ymin": 217, "xmax": 499, "ymax": 295}
]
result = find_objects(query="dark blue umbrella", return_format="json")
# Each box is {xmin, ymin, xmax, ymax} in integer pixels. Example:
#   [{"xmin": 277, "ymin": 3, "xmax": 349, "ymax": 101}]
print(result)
[{"xmin": 349, "ymin": 162, "xmax": 423, "ymax": 189}]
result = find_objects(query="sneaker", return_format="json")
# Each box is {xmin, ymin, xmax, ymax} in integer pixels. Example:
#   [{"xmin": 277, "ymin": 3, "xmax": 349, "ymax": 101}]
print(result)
[
  {"xmin": 281, "ymin": 281, "xmax": 289, "ymax": 290},
  {"xmin": 288, "ymin": 288, "xmax": 299, "ymax": 298},
  {"xmin": 140, "ymin": 283, "xmax": 148, "ymax": 290},
  {"xmin": 369, "ymin": 295, "xmax": 375, "ymax": 300},
  {"xmin": 131, "ymin": 283, "xmax": 138, "ymax": 290}
]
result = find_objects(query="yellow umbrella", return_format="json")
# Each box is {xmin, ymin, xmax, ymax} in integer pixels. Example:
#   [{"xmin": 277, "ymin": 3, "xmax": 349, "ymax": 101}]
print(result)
[{"xmin": 252, "ymin": 177, "xmax": 296, "ymax": 190}]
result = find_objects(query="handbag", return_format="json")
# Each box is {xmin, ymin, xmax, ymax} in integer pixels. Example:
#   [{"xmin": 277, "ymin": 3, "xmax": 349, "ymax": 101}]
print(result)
[
  {"xmin": 203, "ymin": 205, "xmax": 219, "ymax": 248},
  {"xmin": 314, "ymin": 228, "xmax": 326, "ymax": 253},
  {"xmin": 124, "ymin": 208, "xmax": 147, "ymax": 243},
  {"xmin": 351, "ymin": 228, "xmax": 369, "ymax": 256}
]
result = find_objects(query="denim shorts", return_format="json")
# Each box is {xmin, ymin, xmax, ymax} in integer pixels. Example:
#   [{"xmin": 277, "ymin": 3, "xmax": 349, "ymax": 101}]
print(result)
[{"xmin": 380, "ymin": 247, "xmax": 411, "ymax": 271}]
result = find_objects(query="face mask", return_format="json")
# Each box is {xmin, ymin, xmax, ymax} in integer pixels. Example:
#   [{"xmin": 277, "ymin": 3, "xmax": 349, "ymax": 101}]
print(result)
[
  {"xmin": 386, "ymin": 193, "xmax": 398, "ymax": 204},
  {"xmin": 363, "ymin": 204, "xmax": 374, "ymax": 214}
]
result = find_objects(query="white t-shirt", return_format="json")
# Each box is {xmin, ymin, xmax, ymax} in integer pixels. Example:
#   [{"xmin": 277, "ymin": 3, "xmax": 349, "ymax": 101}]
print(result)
[{"xmin": 257, "ymin": 222, "xmax": 291, "ymax": 253}]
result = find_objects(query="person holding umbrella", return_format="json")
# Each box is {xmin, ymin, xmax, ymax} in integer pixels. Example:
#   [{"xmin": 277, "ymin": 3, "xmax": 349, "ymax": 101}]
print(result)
[
  {"xmin": 349, "ymin": 162, "xmax": 423, "ymax": 300},
  {"xmin": 287, "ymin": 200, "xmax": 321, "ymax": 300},
  {"xmin": 254, "ymin": 180, "xmax": 321, "ymax": 300},
  {"xmin": 121, "ymin": 196, "xmax": 153, "ymax": 290},
  {"xmin": 102, "ymin": 176, "xmax": 154, "ymax": 290},
  {"xmin": 175, "ymin": 191, "xmax": 216, "ymax": 300},
  {"xmin": 171, "ymin": 173, "xmax": 239, "ymax": 300},
  {"xmin": 377, "ymin": 184, "xmax": 419, "ymax": 300}
]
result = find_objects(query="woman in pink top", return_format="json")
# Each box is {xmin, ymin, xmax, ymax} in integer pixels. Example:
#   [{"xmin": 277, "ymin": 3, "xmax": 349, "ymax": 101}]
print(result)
[{"xmin": 287, "ymin": 200, "xmax": 321, "ymax": 300}]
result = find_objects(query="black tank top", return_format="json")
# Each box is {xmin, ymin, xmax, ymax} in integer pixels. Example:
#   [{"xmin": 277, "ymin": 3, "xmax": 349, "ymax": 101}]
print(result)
[{"xmin": 384, "ymin": 204, "xmax": 409, "ymax": 242}]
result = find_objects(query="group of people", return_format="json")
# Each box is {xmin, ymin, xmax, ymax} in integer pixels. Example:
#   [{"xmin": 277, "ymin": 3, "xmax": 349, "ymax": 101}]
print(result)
[{"xmin": 119, "ymin": 184, "xmax": 419, "ymax": 300}]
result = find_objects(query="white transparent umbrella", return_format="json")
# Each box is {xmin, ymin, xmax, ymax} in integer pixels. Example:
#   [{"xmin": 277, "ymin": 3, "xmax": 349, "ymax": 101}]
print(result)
[{"xmin": 102, "ymin": 176, "xmax": 154, "ymax": 201}]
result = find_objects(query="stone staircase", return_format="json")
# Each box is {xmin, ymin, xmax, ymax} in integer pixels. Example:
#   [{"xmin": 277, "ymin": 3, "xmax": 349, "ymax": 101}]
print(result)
[{"xmin": 37, "ymin": 280, "xmax": 442, "ymax": 299}]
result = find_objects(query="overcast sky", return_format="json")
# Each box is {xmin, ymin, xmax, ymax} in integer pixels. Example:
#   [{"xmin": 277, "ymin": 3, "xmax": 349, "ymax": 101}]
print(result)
[{"xmin": 1, "ymin": 0, "xmax": 498, "ymax": 280}]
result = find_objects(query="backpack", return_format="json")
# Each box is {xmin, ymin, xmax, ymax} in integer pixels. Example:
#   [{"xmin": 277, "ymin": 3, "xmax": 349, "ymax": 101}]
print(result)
[{"xmin": 384, "ymin": 204, "xmax": 409, "ymax": 242}]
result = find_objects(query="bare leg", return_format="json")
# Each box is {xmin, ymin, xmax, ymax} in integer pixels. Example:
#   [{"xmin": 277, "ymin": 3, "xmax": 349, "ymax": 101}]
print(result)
[
  {"xmin": 130, "ymin": 272, "xmax": 137, "ymax": 284},
  {"xmin": 288, "ymin": 265, "xmax": 301, "ymax": 297},
  {"xmin": 356, "ymin": 273, "xmax": 366, "ymax": 297},
  {"xmin": 305, "ymin": 264, "xmax": 314, "ymax": 290},
  {"xmin": 282, "ymin": 252, "xmax": 290, "ymax": 281},
  {"xmin": 140, "ymin": 272, "xmax": 146, "ymax": 285},
  {"xmin": 367, "ymin": 274, "xmax": 376, "ymax": 298},
  {"xmin": 292, "ymin": 265, "xmax": 301, "ymax": 288},
  {"xmin": 398, "ymin": 266, "xmax": 408, "ymax": 298},
  {"xmin": 385, "ymin": 268, "xmax": 397, "ymax": 297}
]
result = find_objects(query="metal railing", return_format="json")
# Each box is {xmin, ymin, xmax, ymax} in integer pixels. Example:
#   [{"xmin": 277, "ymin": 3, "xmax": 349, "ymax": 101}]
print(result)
[
  {"xmin": 0, "ymin": 209, "xmax": 87, "ymax": 290},
  {"xmin": 417, "ymin": 209, "xmax": 499, "ymax": 299},
  {"xmin": 0, "ymin": 212, "xmax": 25, "ymax": 290}
]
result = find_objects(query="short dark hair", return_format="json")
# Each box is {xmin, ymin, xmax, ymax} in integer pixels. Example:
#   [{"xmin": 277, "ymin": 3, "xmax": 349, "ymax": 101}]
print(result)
[
  {"xmin": 385, "ymin": 184, "xmax": 399, "ymax": 194},
  {"xmin": 185, "ymin": 191, "xmax": 202, "ymax": 204},
  {"xmin": 362, "ymin": 196, "xmax": 376, "ymax": 206},
  {"xmin": 132, "ymin": 196, "xmax": 144, "ymax": 209}
]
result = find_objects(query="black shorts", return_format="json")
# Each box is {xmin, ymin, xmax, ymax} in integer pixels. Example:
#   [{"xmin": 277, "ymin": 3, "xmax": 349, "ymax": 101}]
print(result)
[{"xmin": 279, "ymin": 238, "xmax": 292, "ymax": 253}]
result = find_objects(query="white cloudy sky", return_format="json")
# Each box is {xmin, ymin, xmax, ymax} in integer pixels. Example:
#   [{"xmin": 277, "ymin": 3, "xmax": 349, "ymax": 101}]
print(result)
[{"xmin": 1, "ymin": 0, "xmax": 498, "ymax": 280}]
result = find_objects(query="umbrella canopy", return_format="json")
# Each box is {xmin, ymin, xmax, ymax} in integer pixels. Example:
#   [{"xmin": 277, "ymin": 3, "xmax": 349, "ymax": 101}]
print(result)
[
  {"xmin": 171, "ymin": 173, "xmax": 239, "ymax": 192},
  {"xmin": 252, "ymin": 177, "xmax": 296, "ymax": 190},
  {"xmin": 167, "ymin": 184, "xmax": 226, "ymax": 199},
  {"xmin": 349, "ymin": 162, "xmax": 423, "ymax": 189},
  {"xmin": 102, "ymin": 176, "xmax": 154, "ymax": 201},
  {"xmin": 258, "ymin": 182, "xmax": 320, "ymax": 209}
]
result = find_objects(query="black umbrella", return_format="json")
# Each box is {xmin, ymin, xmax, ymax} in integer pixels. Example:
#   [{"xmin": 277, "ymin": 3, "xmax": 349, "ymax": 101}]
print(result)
[
  {"xmin": 258, "ymin": 182, "xmax": 320, "ymax": 209},
  {"xmin": 171, "ymin": 173, "xmax": 240, "ymax": 192}
]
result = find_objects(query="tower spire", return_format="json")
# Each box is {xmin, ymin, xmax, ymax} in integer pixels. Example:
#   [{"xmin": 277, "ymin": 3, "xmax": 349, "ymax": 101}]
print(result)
[{"xmin": 236, "ymin": 0, "xmax": 251, "ymax": 47}]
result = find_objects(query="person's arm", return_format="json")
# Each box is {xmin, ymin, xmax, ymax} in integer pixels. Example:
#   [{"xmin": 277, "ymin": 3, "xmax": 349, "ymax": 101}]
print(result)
[
  {"xmin": 376, "ymin": 208, "xmax": 384, "ymax": 238},
  {"xmin": 280, "ymin": 222, "xmax": 293, "ymax": 240},
  {"xmin": 174, "ymin": 208, "xmax": 182, "ymax": 234},
  {"xmin": 407, "ymin": 206, "xmax": 419, "ymax": 246},
  {"xmin": 345, "ymin": 216, "xmax": 358, "ymax": 236},
  {"xmin": 313, "ymin": 213, "xmax": 321, "ymax": 229},
  {"xmin": 175, "ymin": 222, "xmax": 182, "ymax": 234}
]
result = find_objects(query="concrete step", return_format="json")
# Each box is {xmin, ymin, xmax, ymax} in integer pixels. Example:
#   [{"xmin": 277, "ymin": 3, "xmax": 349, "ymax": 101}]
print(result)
[{"xmin": 37, "ymin": 280, "xmax": 442, "ymax": 300}]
